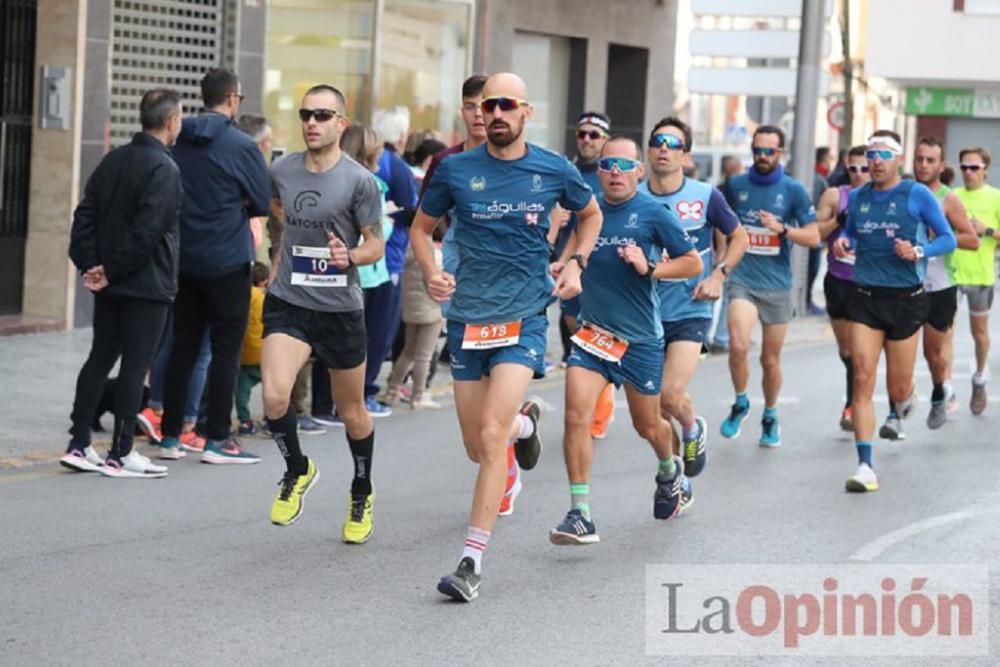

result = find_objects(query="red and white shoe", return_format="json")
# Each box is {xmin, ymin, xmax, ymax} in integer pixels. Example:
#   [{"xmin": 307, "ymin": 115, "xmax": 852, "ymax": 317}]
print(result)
[
  {"xmin": 179, "ymin": 430, "xmax": 206, "ymax": 453},
  {"xmin": 137, "ymin": 408, "xmax": 163, "ymax": 444}
]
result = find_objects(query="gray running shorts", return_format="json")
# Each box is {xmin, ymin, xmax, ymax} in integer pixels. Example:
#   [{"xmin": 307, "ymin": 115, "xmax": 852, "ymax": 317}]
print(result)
[{"xmin": 727, "ymin": 283, "xmax": 794, "ymax": 325}]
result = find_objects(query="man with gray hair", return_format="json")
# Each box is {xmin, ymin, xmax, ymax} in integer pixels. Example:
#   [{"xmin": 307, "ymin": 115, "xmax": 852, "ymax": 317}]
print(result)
[
  {"xmin": 64, "ymin": 89, "xmax": 184, "ymax": 478},
  {"xmin": 363, "ymin": 106, "xmax": 418, "ymax": 415}
]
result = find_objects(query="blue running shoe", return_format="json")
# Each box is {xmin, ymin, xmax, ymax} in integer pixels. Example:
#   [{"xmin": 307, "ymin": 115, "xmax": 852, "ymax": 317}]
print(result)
[
  {"xmin": 682, "ymin": 416, "xmax": 707, "ymax": 477},
  {"xmin": 549, "ymin": 509, "xmax": 600, "ymax": 545},
  {"xmin": 720, "ymin": 400, "xmax": 750, "ymax": 439},
  {"xmin": 365, "ymin": 396, "xmax": 392, "ymax": 418},
  {"xmin": 759, "ymin": 416, "xmax": 781, "ymax": 448},
  {"xmin": 653, "ymin": 456, "xmax": 684, "ymax": 520}
]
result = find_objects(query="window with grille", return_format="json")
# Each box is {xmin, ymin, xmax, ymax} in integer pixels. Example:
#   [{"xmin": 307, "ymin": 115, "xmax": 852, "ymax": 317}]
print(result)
[{"xmin": 109, "ymin": 0, "xmax": 226, "ymax": 146}]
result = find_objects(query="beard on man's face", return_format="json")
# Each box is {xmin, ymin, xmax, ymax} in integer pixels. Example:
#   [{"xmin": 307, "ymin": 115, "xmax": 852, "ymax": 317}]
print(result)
[
  {"xmin": 487, "ymin": 118, "xmax": 523, "ymax": 148},
  {"xmin": 754, "ymin": 158, "xmax": 777, "ymax": 175}
]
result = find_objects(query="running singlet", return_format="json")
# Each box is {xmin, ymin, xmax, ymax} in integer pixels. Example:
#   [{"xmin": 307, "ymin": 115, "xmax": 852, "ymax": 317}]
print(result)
[
  {"xmin": 924, "ymin": 184, "xmax": 956, "ymax": 293},
  {"xmin": 578, "ymin": 191, "xmax": 694, "ymax": 344},
  {"xmin": 952, "ymin": 184, "xmax": 1000, "ymax": 286},
  {"xmin": 845, "ymin": 180, "xmax": 954, "ymax": 288},
  {"xmin": 727, "ymin": 170, "xmax": 816, "ymax": 290},
  {"xmin": 640, "ymin": 178, "xmax": 738, "ymax": 321},
  {"xmin": 269, "ymin": 152, "xmax": 383, "ymax": 312},
  {"xmin": 420, "ymin": 143, "xmax": 593, "ymax": 324},
  {"xmin": 825, "ymin": 185, "xmax": 856, "ymax": 281}
]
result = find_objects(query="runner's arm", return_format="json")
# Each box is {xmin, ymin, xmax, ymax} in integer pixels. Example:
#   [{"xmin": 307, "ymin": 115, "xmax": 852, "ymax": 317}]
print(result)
[
  {"xmin": 815, "ymin": 187, "xmax": 842, "ymax": 241},
  {"xmin": 707, "ymin": 188, "xmax": 748, "ymax": 273},
  {"xmin": 914, "ymin": 187, "xmax": 956, "ymax": 258},
  {"xmin": 348, "ymin": 222, "xmax": 385, "ymax": 266},
  {"xmin": 651, "ymin": 248, "xmax": 702, "ymax": 281},
  {"xmin": 943, "ymin": 192, "xmax": 980, "ymax": 251}
]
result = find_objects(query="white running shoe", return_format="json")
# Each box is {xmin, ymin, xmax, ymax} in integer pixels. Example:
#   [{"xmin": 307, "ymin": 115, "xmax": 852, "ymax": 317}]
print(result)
[
  {"xmin": 845, "ymin": 463, "xmax": 878, "ymax": 493},
  {"xmin": 157, "ymin": 444, "xmax": 187, "ymax": 460},
  {"xmin": 410, "ymin": 396, "xmax": 442, "ymax": 410},
  {"xmin": 100, "ymin": 450, "xmax": 168, "ymax": 478},
  {"xmin": 59, "ymin": 446, "xmax": 104, "ymax": 473}
]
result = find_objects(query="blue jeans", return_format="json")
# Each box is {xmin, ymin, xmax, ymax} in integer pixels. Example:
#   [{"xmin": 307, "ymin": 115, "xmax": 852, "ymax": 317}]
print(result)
[{"xmin": 149, "ymin": 309, "xmax": 211, "ymax": 423}]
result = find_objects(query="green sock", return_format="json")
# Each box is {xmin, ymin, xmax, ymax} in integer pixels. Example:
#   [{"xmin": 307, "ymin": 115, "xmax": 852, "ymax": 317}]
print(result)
[
  {"xmin": 658, "ymin": 457, "xmax": 677, "ymax": 478},
  {"xmin": 570, "ymin": 483, "xmax": 590, "ymax": 519}
]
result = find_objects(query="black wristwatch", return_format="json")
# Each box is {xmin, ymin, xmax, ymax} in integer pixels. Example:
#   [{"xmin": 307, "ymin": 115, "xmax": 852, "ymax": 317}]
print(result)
[
  {"xmin": 778, "ymin": 225, "xmax": 789, "ymax": 238},
  {"xmin": 568, "ymin": 254, "xmax": 587, "ymax": 270},
  {"xmin": 716, "ymin": 263, "xmax": 730, "ymax": 278},
  {"xmin": 643, "ymin": 262, "xmax": 656, "ymax": 279}
]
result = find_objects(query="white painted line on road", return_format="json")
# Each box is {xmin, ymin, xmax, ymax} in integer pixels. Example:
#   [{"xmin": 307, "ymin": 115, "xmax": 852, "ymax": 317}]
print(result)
[{"xmin": 849, "ymin": 506, "xmax": 1000, "ymax": 562}]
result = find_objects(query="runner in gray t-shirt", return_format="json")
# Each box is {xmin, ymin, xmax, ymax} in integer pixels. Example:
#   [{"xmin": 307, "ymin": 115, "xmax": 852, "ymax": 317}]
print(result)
[
  {"xmin": 260, "ymin": 84, "xmax": 384, "ymax": 543},
  {"xmin": 270, "ymin": 150, "xmax": 381, "ymax": 312}
]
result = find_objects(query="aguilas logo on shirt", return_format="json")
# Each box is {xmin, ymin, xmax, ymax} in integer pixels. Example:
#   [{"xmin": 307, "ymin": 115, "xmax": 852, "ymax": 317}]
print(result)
[{"xmin": 469, "ymin": 176, "xmax": 486, "ymax": 191}]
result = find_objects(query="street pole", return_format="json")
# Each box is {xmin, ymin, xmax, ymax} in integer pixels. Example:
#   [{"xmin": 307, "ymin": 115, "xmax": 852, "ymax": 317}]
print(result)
[{"xmin": 790, "ymin": 0, "xmax": 826, "ymax": 317}]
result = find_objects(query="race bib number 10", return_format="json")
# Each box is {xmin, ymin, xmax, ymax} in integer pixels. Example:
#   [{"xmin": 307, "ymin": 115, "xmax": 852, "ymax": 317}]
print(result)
[
  {"xmin": 572, "ymin": 322, "xmax": 629, "ymax": 363},
  {"xmin": 746, "ymin": 226, "xmax": 781, "ymax": 256},
  {"xmin": 291, "ymin": 245, "xmax": 346, "ymax": 287},
  {"xmin": 462, "ymin": 321, "xmax": 522, "ymax": 350}
]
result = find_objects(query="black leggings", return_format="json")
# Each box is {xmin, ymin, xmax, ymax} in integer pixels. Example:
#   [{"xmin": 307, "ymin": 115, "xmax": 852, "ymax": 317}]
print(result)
[
  {"xmin": 162, "ymin": 266, "xmax": 250, "ymax": 441},
  {"xmin": 69, "ymin": 293, "xmax": 168, "ymax": 457}
]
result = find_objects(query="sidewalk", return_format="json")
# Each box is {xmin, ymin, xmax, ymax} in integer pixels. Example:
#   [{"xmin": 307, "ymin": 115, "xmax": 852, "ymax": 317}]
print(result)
[{"xmin": 0, "ymin": 310, "xmax": 833, "ymax": 464}]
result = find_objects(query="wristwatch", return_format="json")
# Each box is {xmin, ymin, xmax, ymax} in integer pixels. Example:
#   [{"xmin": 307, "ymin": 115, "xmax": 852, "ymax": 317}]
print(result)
[
  {"xmin": 913, "ymin": 245, "xmax": 925, "ymax": 260},
  {"xmin": 643, "ymin": 262, "xmax": 656, "ymax": 279},
  {"xmin": 715, "ymin": 263, "xmax": 730, "ymax": 278},
  {"xmin": 568, "ymin": 254, "xmax": 587, "ymax": 270},
  {"xmin": 778, "ymin": 225, "xmax": 789, "ymax": 238}
]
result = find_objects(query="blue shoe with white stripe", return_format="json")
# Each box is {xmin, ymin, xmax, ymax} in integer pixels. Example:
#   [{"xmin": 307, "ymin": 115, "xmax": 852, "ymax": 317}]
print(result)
[{"xmin": 549, "ymin": 509, "xmax": 600, "ymax": 545}]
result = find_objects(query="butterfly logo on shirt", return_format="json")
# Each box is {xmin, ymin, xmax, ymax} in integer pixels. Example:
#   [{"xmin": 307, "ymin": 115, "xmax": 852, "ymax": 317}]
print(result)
[{"xmin": 674, "ymin": 200, "xmax": 705, "ymax": 221}]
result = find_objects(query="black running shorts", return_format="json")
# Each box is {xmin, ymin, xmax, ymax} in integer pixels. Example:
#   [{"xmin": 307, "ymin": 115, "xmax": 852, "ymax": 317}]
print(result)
[
  {"xmin": 925, "ymin": 286, "xmax": 958, "ymax": 333},
  {"xmin": 263, "ymin": 294, "xmax": 366, "ymax": 370},
  {"xmin": 847, "ymin": 285, "xmax": 929, "ymax": 341}
]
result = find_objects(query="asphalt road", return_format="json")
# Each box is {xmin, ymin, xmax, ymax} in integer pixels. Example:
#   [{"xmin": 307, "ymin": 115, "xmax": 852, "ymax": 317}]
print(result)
[{"xmin": 2, "ymin": 306, "xmax": 999, "ymax": 665}]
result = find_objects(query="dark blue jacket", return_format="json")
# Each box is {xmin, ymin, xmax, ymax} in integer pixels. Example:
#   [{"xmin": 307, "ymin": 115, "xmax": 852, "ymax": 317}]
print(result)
[
  {"xmin": 376, "ymin": 146, "xmax": 417, "ymax": 274},
  {"xmin": 172, "ymin": 111, "xmax": 270, "ymax": 276}
]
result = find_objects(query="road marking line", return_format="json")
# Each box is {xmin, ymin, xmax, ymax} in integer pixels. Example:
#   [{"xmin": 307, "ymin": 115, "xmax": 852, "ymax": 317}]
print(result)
[{"xmin": 849, "ymin": 506, "xmax": 1000, "ymax": 562}]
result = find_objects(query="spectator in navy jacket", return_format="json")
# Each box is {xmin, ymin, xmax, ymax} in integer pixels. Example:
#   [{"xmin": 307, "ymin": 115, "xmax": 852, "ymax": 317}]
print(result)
[{"xmin": 160, "ymin": 67, "xmax": 271, "ymax": 464}]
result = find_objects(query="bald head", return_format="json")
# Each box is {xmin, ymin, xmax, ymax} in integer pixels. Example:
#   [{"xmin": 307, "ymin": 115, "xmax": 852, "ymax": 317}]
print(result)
[{"xmin": 483, "ymin": 72, "xmax": 528, "ymax": 101}]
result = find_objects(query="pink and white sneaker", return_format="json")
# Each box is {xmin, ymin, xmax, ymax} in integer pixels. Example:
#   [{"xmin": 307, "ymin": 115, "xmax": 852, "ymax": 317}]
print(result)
[
  {"xmin": 59, "ymin": 446, "xmax": 104, "ymax": 473},
  {"xmin": 100, "ymin": 451, "xmax": 168, "ymax": 479}
]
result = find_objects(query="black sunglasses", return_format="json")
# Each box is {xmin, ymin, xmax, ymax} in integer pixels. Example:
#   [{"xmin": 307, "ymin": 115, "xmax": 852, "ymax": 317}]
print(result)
[
  {"xmin": 298, "ymin": 108, "xmax": 340, "ymax": 123},
  {"xmin": 960, "ymin": 164, "xmax": 984, "ymax": 172},
  {"xmin": 577, "ymin": 129, "xmax": 606, "ymax": 141},
  {"xmin": 848, "ymin": 165, "xmax": 870, "ymax": 174}
]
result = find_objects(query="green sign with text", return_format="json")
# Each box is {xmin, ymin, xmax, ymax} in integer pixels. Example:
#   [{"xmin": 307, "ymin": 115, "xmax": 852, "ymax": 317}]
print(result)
[{"xmin": 905, "ymin": 87, "xmax": 975, "ymax": 117}]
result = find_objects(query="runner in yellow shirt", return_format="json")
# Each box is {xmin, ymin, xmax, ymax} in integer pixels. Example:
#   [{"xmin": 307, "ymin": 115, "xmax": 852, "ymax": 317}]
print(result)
[{"xmin": 952, "ymin": 146, "xmax": 1000, "ymax": 414}]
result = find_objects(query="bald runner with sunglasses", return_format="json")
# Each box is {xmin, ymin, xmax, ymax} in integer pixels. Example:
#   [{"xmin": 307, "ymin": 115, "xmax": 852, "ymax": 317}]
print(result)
[
  {"xmin": 261, "ymin": 85, "xmax": 385, "ymax": 542},
  {"xmin": 412, "ymin": 72, "xmax": 602, "ymax": 602},
  {"xmin": 719, "ymin": 125, "xmax": 819, "ymax": 449},
  {"xmin": 549, "ymin": 135, "xmax": 701, "ymax": 546},
  {"xmin": 833, "ymin": 131, "xmax": 956, "ymax": 493},
  {"xmin": 815, "ymin": 145, "xmax": 871, "ymax": 433}
]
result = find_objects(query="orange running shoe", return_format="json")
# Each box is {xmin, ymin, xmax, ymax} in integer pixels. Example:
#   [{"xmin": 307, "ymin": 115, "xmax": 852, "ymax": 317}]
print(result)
[
  {"xmin": 137, "ymin": 407, "xmax": 163, "ymax": 444},
  {"xmin": 179, "ymin": 430, "xmax": 206, "ymax": 453},
  {"xmin": 590, "ymin": 384, "xmax": 616, "ymax": 440},
  {"xmin": 498, "ymin": 443, "xmax": 522, "ymax": 516}
]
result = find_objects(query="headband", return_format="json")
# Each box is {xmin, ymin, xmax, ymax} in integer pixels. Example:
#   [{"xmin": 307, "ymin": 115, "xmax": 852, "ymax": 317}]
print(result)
[
  {"xmin": 577, "ymin": 115, "xmax": 610, "ymax": 134},
  {"xmin": 867, "ymin": 135, "xmax": 903, "ymax": 154}
]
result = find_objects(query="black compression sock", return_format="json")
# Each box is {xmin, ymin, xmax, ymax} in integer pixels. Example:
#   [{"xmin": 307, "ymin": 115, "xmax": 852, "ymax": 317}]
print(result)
[
  {"xmin": 347, "ymin": 429, "xmax": 374, "ymax": 496},
  {"xmin": 267, "ymin": 408, "xmax": 307, "ymax": 475}
]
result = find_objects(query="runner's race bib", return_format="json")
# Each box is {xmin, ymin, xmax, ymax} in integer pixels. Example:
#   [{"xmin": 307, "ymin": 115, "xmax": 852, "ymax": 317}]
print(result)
[
  {"xmin": 462, "ymin": 321, "xmax": 522, "ymax": 350},
  {"xmin": 746, "ymin": 226, "xmax": 781, "ymax": 256},
  {"xmin": 291, "ymin": 245, "xmax": 346, "ymax": 287},
  {"xmin": 572, "ymin": 321, "xmax": 629, "ymax": 363}
]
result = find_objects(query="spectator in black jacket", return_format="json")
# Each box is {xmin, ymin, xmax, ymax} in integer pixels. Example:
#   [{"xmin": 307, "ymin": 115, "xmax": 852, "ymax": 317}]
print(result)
[
  {"xmin": 160, "ymin": 67, "xmax": 271, "ymax": 464},
  {"xmin": 63, "ymin": 88, "xmax": 183, "ymax": 479}
]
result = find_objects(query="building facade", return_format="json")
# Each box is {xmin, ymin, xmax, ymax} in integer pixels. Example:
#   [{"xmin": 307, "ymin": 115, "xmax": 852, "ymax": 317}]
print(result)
[
  {"xmin": 3, "ymin": 0, "xmax": 677, "ymax": 330},
  {"xmin": 865, "ymin": 0, "xmax": 1000, "ymax": 184}
]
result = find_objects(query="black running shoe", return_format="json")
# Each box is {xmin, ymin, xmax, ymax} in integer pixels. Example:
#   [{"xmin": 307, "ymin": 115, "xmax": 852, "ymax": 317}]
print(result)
[
  {"xmin": 437, "ymin": 557, "xmax": 480, "ymax": 602},
  {"xmin": 514, "ymin": 400, "xmax": 542, "ymax": 470}
]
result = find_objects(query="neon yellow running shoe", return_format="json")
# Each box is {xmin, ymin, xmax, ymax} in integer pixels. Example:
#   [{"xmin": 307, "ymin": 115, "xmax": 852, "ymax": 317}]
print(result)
[
  {"xmin": 342, "ymin": 488, "xmax": 375, "ymax": 544},
  {"xmin": 270, "ymin": 459, "xmax": 320, "ymax": 526}
]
